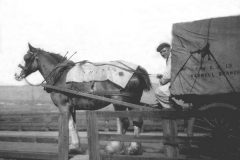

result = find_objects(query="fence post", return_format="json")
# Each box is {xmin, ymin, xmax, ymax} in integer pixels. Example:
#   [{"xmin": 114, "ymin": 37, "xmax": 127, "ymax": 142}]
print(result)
[
  {"xmin": 87, "ymin": 111, "xmax": 100, "ymax": 160},
  {"xmin": 58, "ymin": 111, "xmax": 69, "ymax": 160},
  {"xmin": 45, "ymin": 114, "xmax": 50, "ymax": 131},
  {"xmin": 163, "ymin": 118, "xmax": 179, "ymax": 158},
  {"xmin": 19, "ymin": 114, "xmax": 22, "ymax": 131},
  {"xmin": 105, "ymin": 120, "xmax": 109, "ymax": 132}
]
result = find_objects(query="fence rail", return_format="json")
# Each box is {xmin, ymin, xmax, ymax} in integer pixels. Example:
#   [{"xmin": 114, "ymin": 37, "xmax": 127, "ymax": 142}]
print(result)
[{"xmin": 0, "ymin": 111, "xmax": 186, "ymax": 132}]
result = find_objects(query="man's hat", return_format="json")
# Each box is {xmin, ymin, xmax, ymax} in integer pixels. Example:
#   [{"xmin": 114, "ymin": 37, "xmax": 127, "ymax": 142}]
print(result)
[{"xmin": 157, "ymin": 43, "xmax": 170, "ymax": 52}]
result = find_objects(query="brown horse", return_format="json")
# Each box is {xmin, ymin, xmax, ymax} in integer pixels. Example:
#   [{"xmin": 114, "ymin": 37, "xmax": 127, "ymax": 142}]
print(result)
[{"xmin": 15, "ymin": 44, "xmax": 152, "ymax": 155}]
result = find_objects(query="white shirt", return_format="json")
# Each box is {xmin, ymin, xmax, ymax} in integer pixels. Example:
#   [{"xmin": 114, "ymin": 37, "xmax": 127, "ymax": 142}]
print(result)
[{"xmin": 161, "ymin": 52, "xmax": 171, "ymax": 85}]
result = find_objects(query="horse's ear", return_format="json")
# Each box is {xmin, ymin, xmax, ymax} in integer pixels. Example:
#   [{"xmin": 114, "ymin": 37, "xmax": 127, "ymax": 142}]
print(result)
[{"xmin": 28, "ymin": 43, "xmax": 35, "ymax": 52}]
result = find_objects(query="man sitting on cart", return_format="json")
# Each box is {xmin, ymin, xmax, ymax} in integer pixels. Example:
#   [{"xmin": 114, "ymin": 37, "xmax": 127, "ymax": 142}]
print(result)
[{"xmin": 155, "ymin": 42, "xmax": 173, "ymax": 109}]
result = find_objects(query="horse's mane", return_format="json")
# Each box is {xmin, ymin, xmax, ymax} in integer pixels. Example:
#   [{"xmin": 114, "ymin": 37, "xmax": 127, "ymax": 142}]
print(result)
[
  {"xmin": 38, "ymin": 48, "xmax": 67, "ymax": 62},
  {"xmin": 49, "ymin": 52, "xmax": 67, "ymax": 62}
]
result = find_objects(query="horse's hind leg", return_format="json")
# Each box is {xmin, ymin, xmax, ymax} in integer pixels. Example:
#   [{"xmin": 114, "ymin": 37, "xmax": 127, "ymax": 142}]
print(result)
[
  {"xmin": 125, "ymin": 116, "xmax": 143, "ymax": 155},
  {"xmin": 105, "ymin": 105, "xmax": 130, "ymax": 154}
]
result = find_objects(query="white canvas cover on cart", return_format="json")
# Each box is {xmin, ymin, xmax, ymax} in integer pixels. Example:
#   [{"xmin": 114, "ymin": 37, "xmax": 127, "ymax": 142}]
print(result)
[{"xmin": 170, "ymin": 16, "xmax": 240, "ymax": 95}]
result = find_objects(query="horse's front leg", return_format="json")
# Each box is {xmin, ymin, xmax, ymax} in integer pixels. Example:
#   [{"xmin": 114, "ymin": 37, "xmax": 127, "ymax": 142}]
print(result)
[
  {"xmin": 125, "ymin": 117, "xmax": 143, "ymax": 155},
  {"xmin": 52, "ymin": 93, "xmax": 82, "ymax": 154},
  {"xmin": 68, "ymin": 109, "xmax": 82, "ymax": 154}
]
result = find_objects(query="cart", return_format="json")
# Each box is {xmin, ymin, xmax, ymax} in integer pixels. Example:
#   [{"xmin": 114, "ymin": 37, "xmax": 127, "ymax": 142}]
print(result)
[{"xmin": 170, "ymin": 15, "xmax": 240, "ymax": 159}]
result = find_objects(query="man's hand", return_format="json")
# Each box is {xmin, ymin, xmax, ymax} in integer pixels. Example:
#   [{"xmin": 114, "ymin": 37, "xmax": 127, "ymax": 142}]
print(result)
[{"xmin": 157, "ymin": 74, "xmax": 163, "ymax": 79}]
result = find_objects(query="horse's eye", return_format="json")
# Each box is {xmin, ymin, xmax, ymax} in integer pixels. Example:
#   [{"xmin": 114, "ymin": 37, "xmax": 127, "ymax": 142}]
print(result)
[{"xmin": 24, "ymin": 53, "xmax": 33, "ymax": 61}]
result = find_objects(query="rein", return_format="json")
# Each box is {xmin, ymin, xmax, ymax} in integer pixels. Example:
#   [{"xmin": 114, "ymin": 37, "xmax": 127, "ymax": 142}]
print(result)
[
  {"xmin": 67, "ymin": 82, "xmax": 140, "ymax": 98},
  {"xmin": 22, "ymin": 51, "xmax": 73, "ymax": 87},
  {"xmin": 22, "ymin": 59, "xmax": 139, "ymax": 97},
  {"xmin": 24, "ymin": 78, "xmax": 43, "ymax": 87}
]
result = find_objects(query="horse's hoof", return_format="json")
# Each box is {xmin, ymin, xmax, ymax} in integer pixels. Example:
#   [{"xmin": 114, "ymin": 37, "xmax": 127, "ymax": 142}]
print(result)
[
  {"xmin": 125, "ymin": 143, "xmax": 142, "ymax": 155},
  {"xmin": 105, "ymin": 141, "xmax": 124, "ymax": 155},
  {"xmin": 69, "ymin": 144, "xmax": 83, "ymax": 154},
  {"xmin": 69, "ymin": 148, "xmax": 83, "ymax": 154}
]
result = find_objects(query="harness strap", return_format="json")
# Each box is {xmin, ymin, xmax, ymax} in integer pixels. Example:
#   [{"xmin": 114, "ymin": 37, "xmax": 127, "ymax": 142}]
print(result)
[
  {"xmin": 89, "ymin": 91, "xmax": 138, "ymax": 97},
  {"xmin": 45, "ymin": 85, "xmax": 139, "ymax": 98},
  {"xmin": 66, "ymin": 82, "xmax": 140, "ymax": 98}
]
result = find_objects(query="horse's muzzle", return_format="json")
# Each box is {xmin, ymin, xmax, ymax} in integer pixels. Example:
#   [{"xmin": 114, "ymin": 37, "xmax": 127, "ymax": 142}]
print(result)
[
  {"xmin": 15, "ymin": 72, "xmax": 25, "ymax": 81},
  {"xmin": 15, "ymin": 64, "xmax": 26, "ymax": 81}
]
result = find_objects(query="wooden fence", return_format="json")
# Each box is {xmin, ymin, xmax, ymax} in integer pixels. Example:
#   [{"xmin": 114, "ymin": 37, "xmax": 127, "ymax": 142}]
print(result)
[
  {"xmin": 86, "ymin": 110, "xmax": 204, "ymax": 160},
  {"xmin": 1, "ymin": 110, "xmax": 234, "ymax": 160},
  {"xmin": 0, "ymin": 110, "xmax": 202, "ymax": 160},
  {"xmin": 0, "ymin": 111, "xmax": 187, "ymax": 159},
  {"xmin": 0, "ymin": 112, "xmax": 70, "ymax": 160}
]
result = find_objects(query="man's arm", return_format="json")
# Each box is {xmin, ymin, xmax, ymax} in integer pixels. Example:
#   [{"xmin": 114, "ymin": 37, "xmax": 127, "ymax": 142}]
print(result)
[
  {"xmin": 159, "ymin": 54, "xmax": 171, "ymax": 85},
  {"xmin": 160, "ymin": 76, "xmax": 170, "ymax": 85}
]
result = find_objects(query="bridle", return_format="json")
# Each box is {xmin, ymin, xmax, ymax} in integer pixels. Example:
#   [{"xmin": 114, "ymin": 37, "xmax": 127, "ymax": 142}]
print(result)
[
  {"xmin": 18, "ymin": 50, "xmax": 72, "ymax": 87},
  {"xmin": 18, "ymin": 51, "xmax": 38, "ymax": 73},
  {"xmin": 18, "ymin": 51, "xmax": 42, "ymax": 86}
]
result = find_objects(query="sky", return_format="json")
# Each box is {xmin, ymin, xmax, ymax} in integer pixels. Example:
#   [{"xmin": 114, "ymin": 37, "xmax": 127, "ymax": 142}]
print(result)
[{"xmin": 0, "ymin": 0, "xmax": 239, "ymax": 86}]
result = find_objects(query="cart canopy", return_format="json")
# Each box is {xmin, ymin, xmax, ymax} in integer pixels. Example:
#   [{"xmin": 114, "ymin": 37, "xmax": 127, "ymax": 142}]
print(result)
[{"xmin": 170, "ymin": 15, "xmax": 240, "ymax": 96}]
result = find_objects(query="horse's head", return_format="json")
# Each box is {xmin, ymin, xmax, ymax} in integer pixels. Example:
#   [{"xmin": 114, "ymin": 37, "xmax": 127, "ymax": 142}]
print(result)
[{"xmin": 15, "ymin": 43, "xmax": 39, "ymax": 81}]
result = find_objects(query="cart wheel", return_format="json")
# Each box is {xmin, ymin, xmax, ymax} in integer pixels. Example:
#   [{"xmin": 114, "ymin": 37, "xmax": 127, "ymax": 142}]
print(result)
[{"xmin": 187, "ymin": 103, "xmax": 240, "ymax": 159}]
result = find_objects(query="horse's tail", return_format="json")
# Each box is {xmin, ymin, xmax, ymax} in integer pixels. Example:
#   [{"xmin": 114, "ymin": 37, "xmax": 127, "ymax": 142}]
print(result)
[{"xmin": 136, "ymin": 66, "xmax": 152, "ymax": 92}]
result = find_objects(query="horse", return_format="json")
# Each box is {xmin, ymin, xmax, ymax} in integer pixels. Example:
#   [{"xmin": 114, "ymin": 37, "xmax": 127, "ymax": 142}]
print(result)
[{"xmin": 15, "ymin": 43, "xmax": 152, "ymax": 155}]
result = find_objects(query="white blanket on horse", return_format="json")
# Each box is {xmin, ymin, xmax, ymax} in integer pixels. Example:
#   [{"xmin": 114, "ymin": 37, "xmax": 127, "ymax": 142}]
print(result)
[{"xmin": 66, "ymin": 61, "xmax": 138, "ymax": 88}]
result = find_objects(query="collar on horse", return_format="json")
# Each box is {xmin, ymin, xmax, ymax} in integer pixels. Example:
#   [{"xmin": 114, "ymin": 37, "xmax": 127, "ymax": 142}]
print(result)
[{"xmin": 45, "ymin": 61, "xmax": 74, "ymax": 85}]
